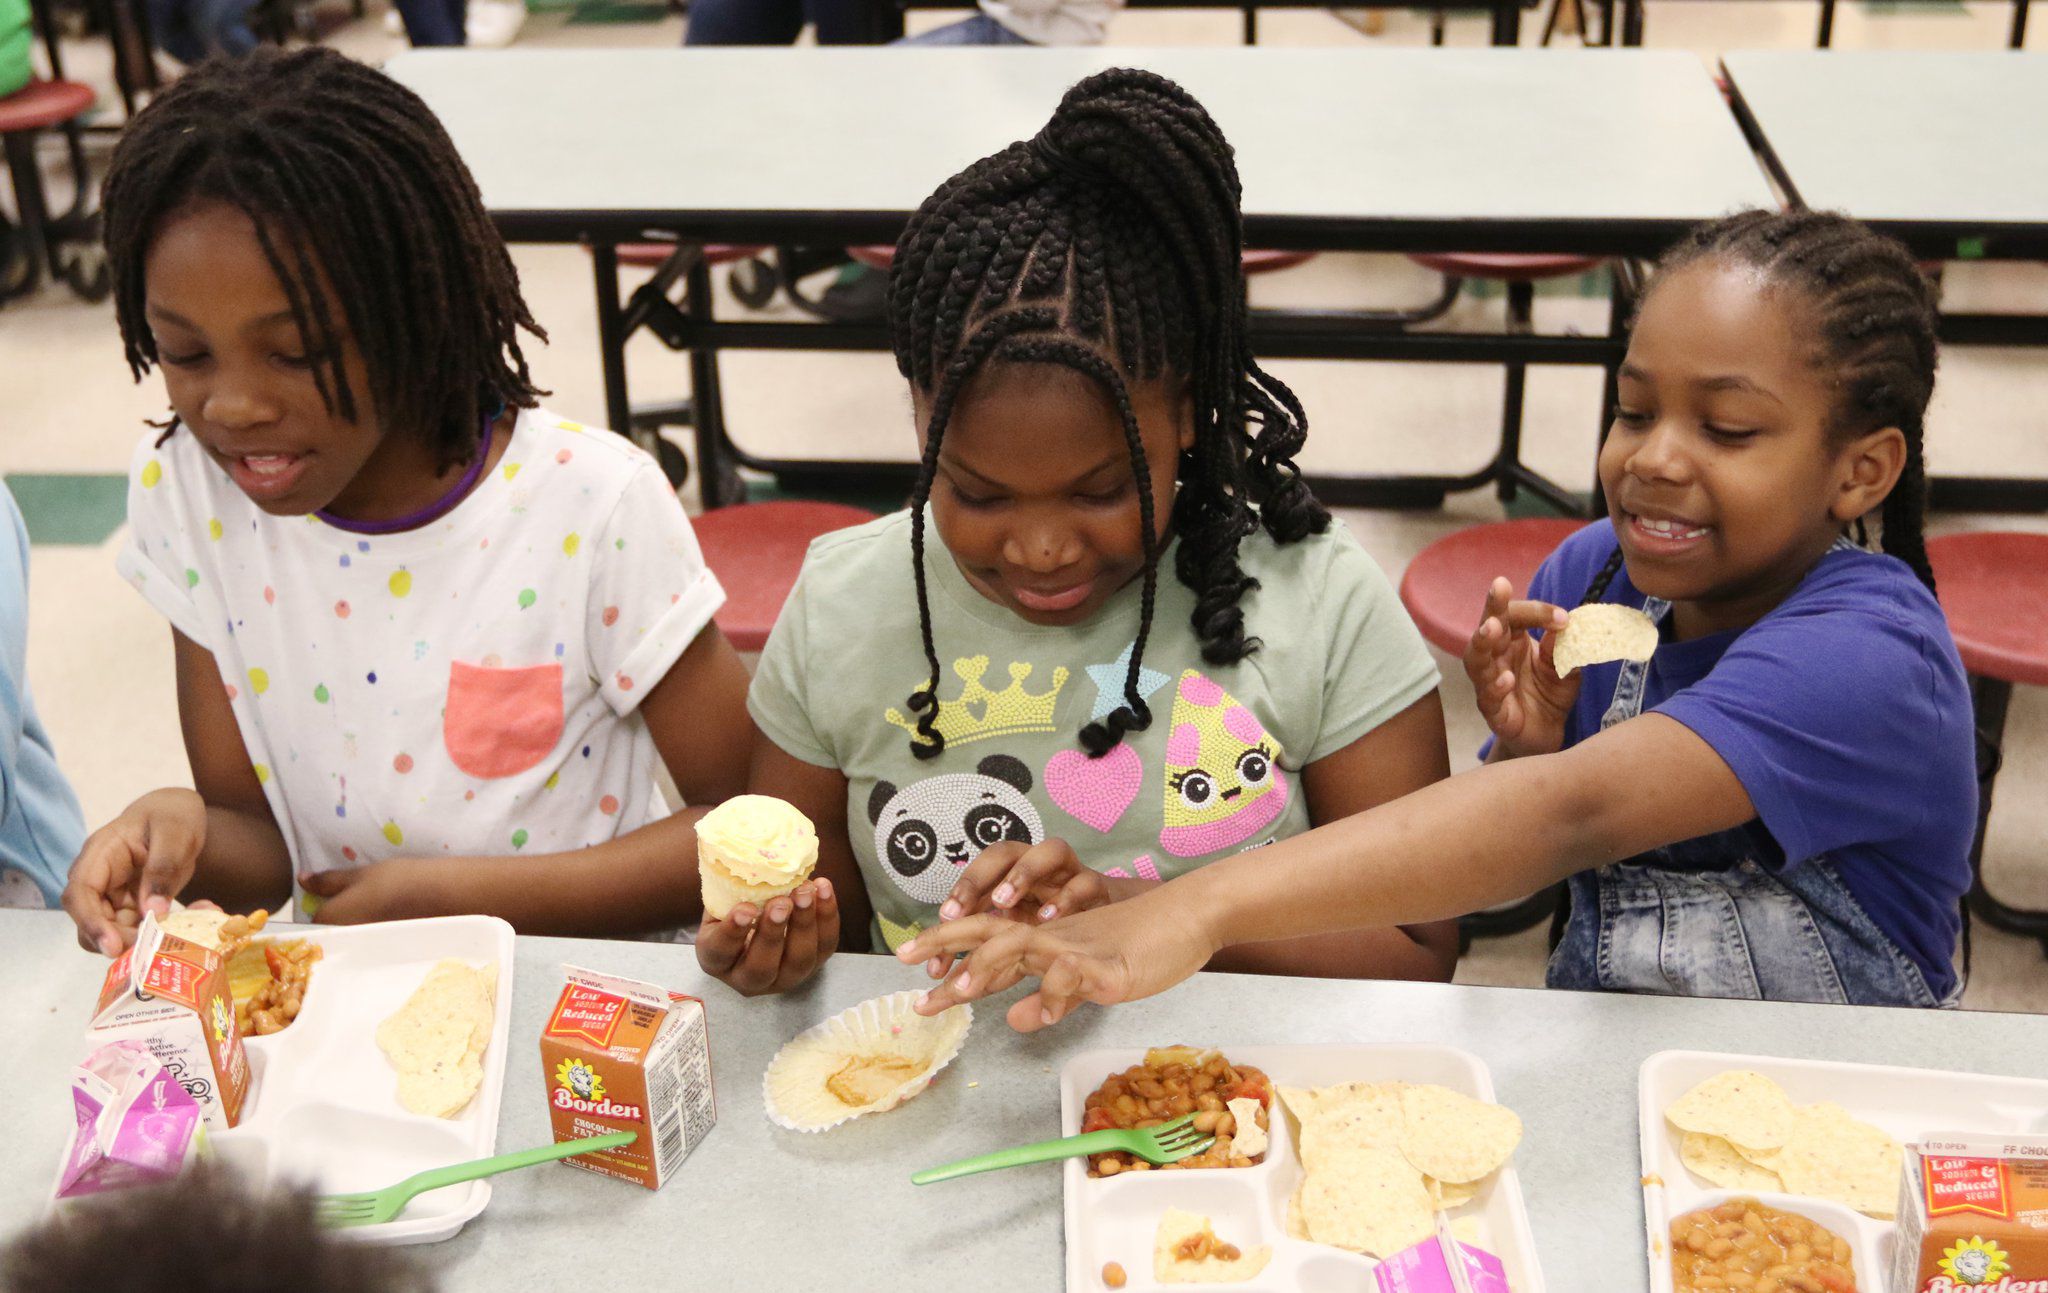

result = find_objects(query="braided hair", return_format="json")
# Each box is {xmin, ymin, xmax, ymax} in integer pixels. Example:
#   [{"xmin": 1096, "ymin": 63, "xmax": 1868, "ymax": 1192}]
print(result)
[
  {"xmin": 103, "ymin": 47, "xmax": 545, "ymax": 472},
  {"xmin": 1583, "ymin": 208, "xmax": 1939, "ymax": 605},
  {"xmin": 890, "ymin": 68, "xmax": 1327, "ymax": 760}
]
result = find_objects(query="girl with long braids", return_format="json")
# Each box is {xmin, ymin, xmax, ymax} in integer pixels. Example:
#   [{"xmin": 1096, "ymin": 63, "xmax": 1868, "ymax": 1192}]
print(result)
[
  {"xmin": 710, "ymin": 69, "xmax": 1453, "ymax": 995},
  {"xmin": 63, "ymin": 49, "xmax": 756, "ymax": 954},
  {"xmin": 904, "ymin": 209, "xmax": 1977, "ymax": 1027}
]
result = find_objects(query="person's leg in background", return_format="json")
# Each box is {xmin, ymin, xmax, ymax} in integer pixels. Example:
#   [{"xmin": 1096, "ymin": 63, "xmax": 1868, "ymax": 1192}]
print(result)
[
  {"xmin": 683, "ymin": 0, "xmax": 804, "ymax": 43},
  {"xmin": 894, "ymin": 10, "xmax": 1032, "ymax": 43},
  {"xmin": 144, "ymin": 0, "xmax": 207, "ymax": 64},
  {"xmin": 393, "ymin": 0, "xmax": 465, "ymax": 44},
  {"xmin": 804, "ymin": 0, "xmax": 895, "ymax": 42},
  {"xmin": 191, "ymin": 0, "xmax": 259, "ymax": 57}
]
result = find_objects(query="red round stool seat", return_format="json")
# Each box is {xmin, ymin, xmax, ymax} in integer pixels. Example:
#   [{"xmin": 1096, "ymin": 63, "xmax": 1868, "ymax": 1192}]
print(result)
[
  {"xmin": 846, "ymin": 245, "xmax": 1315, "ymax": 277},
  {"xmin": 1407, "ymin": 252, "xmax": 1603, "ymax": 282},
  {"xmin": 612, "ymin": 243, "xmax": 766, "ymax": 270},
  {"xmin": 692, "ymin": 500, "xmax": 878, "ymax": 653},
  {"xmin": 0, "ymin": 80, "xmax": 95, "ymax": 134},
  {"xmin": 1928, "ymin": 532, "xmax": 2048, "ymax": 688},
  {"xmin": 1398, "ymin": 518, "xmax": 1588, "ymax": 656}
]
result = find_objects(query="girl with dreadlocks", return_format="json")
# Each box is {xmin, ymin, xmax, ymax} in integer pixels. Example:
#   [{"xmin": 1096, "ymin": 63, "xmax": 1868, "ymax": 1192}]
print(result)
[
  {"xmin": 704, "ymin": 68, "xmax": 1453, "ymax": 997},
  {"xmin": 902, "ymin": 209, "xmax": 1977, "ymax": 1029},
  {"xmin": 63, "ymin": 49, "xmax": 754, "ymax": 956}
]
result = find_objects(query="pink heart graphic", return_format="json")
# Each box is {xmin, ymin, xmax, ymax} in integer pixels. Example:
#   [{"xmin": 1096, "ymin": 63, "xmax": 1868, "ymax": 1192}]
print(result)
[{"xmin": 1044, "ymin": 743, "xmax": 1141, "ymax": 833}]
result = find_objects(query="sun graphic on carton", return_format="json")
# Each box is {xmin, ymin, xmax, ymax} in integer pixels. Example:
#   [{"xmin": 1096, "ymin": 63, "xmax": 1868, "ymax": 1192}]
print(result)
[
  {"xmin": 1941, "ymin": 1236, "xmax": 2010, "ymax": 1285},
  {"xmin": 555, "ymin": 1058, "xmax": 604, "ymax": 1103}
]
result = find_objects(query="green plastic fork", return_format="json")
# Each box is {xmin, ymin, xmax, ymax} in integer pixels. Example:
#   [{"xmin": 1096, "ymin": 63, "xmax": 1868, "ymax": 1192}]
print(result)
[
  {"xmin": 316, "ymin": 1131, "xmax": 638, "ymax": 1228},
  {"xmin": 912, "ymin": 1114, "xmax": 1213, "ymax": 1185}
]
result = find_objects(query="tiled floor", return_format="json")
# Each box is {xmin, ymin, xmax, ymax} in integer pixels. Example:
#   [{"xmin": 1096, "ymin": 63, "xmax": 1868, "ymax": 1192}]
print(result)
[{"xmin": 6, "ymin": 0, "xmax": 2048, "ymax": 1008}]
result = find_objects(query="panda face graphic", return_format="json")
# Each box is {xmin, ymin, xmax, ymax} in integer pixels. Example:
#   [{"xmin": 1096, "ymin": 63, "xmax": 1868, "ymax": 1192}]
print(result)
[{"xmin": 867, "ymin": 755, "xmax": 1044, "ymax": 905}]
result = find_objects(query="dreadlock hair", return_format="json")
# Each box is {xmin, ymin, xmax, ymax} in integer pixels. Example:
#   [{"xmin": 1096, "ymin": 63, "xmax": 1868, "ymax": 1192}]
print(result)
[
  {"xmin": 889, "ymin": 68, "xmax": 1328, "ymax": 761},
  {"xmin": 103, "ymin": 47, "xmax": 544, "ymax": 474},
  {"xmin": 1582, "ymin": 208, "xmax": 1939, "ymax": 606}
]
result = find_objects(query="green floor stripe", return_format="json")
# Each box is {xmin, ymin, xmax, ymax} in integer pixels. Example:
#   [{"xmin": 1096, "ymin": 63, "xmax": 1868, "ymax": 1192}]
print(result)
[
  {"xmin": 563, "ymin": 1, "xmax": 669, "ymax": 23},
  {"xmin": 5, "ymin": 474, "xmax": 129, "ymax": 546}
]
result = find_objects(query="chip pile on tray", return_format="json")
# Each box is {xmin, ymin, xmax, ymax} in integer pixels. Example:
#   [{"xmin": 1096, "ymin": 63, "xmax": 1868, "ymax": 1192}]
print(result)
[
  {"xmin": 1665, "ymin": 1069, "xmax": 1902, "ymax": 1218},
  {"xmin": 1278, "ymin": 1081, "xmax": 1522, "ymax": 1258}
]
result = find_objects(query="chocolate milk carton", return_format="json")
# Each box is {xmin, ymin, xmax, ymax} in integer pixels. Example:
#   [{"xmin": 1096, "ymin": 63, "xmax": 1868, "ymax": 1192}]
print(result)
[
  {"xmin": 539, "ymin": 965, "xmax": 714, "ymax": 1189},
  {"xmin": 1892, "ymin": 1134, "xmax": 2048, "ymax": 1293},
  {"xmin": 86, "ymin": 913, "xmax": 248, "ymax": 1132}
]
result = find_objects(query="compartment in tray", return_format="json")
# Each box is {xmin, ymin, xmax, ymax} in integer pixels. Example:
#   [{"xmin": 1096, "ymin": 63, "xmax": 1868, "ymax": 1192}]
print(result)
[
  {"xmin": 1071, "ymin": 1171, "xmax": 1275, "ymax": 1292},
  {"xmin": 1656, "ymin": 1190, "xmax": 1884, "ymax": 1293},
  {"xmin": 265, "ymin": 1102, "xmax": 479, "ymax": 1208}
]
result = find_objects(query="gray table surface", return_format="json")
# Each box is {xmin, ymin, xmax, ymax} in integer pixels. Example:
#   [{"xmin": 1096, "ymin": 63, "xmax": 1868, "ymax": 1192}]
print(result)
[
  {"xmin": 387, "ymin": 47, "xmax": 1773, "ymax": 248},
  {"xmin": 1722, "ymin": 50, "xmax": 2048, "ymax": 229},
  {"xmin": 8, "ymin": 909, "xmax": 2048, "ymax": 1288}
]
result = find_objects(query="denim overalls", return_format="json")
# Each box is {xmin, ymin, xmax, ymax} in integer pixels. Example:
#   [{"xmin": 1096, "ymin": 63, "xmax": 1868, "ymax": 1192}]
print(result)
[{"xmin": 1544, "ymin": 590, "xmax": 1960, "ymax": 1008}]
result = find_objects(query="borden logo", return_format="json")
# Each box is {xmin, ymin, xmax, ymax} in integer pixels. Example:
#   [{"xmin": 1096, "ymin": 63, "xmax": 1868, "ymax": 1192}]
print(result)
[
  {"xmin": 552, "ymin": 1058, "xmax": 642, "ymax": 1120},
  {"xmin": 1937, "ymin": 1236, "xmax": 2012, "ymax": 1288}
]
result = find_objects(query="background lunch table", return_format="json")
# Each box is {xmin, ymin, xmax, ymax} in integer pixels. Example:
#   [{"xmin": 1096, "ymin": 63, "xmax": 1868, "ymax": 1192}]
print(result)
[
  {"xmin": 9, "ymin": 908, "xmax": 2048, "ymax": 1288},
  {"xmin": 387, "ymin": 46, "xmax": 1774, "ymax": 512},
  {"xmin": 1721, "ymin": 48, "xmax": 2048, "ymax": 511}
]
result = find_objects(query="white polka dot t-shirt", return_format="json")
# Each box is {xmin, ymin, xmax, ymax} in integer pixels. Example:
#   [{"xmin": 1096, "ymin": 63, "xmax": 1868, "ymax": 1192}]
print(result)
[{"xmin": 117, "ymin": 410, "xmax": 724, "ymax": 915}]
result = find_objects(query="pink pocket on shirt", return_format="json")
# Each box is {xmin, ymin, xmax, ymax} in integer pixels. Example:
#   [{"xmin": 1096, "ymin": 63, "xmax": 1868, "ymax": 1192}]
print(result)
[{"xmin": 443, "ymin": 660, "xmax": 565, "ymax": 780}]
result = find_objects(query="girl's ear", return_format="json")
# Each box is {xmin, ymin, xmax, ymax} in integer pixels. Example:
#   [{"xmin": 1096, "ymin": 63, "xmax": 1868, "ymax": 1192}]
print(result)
[{"xmin": 1831, "ymin": 425, "xmax": 1908, "ymax": 524}]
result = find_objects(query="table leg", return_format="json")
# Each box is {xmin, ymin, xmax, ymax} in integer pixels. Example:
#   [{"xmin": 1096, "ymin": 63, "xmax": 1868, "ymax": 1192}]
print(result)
[
  {"xmin": 1816, "ymin": 0, "xmax": 1835, "ymax": 47},
  {"xmin": 1240, "ymin": 4, "xmax": 1254, "ymax": 44},
  {"xmin": 2, "ymin": 134, "xmax": 53, "ymax": 295},
  {"xmin": 590, "ymin": 244, "xmax": 635, "ymax": 447},
  {"xmin": 1621, "ymin": 0, "xmax": 1642, "ymax": 45},
  {"xmin": 2013, "ymin": 0, "xmax": 2030, "ymax": 47},
  {"xmin": 1490, "ymin": 0, "xmax": 1520, "ymax": 45},
  {"xmin": 1962, "ymin": 676, "xmax": 2048, "ymax": 954},
  {"xmin": 684, "ymin": 257, "xmax": 747, "ymax": 510}
]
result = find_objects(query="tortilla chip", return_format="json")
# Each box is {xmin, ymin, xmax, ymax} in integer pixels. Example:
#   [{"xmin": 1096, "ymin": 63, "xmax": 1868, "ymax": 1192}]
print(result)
[
  {"xmin": 1398, "ymin": 1084, "xmax": 1523, "ymax": 1184},
  {"xmin": 1552, "ymin": 603, "xmax": 1658, "ymax": 676},
  {"xmin": 375, "ymin": 959, "xmax": 496, "ymax": 1118},
  {"xmin": 1298, "ymin": 1082, "xmax": 1404, "ymax": 1172},
  {"xmin": 1680, "ymin": 1131, "xmax": 1785, "ymax": 1192},
  {"xmin": 1428, "ymin": 1174, "xmax": 1482, "ymax": 1210},
  {"xmin": 1664, "ymin": 1070, "xmax": 1795, "ymax": 1154},
  {"xmin": 1300, "ymin": 1144, "xmax": 1436, "ymax": 1258},
  {"xmin": 1284, "ymin": 1182, "xmax": 1310, "ymax": 1241},
  {"xmin": 1762, "ymin": 1101, "xmax": 1902, "ymax": 1218}
]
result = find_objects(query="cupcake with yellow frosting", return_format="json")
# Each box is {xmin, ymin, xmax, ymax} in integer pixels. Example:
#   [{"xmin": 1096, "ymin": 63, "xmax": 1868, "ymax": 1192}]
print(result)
[{"xmin": 697, "ymin": 795, "xmax": 819, "ymax": 920}]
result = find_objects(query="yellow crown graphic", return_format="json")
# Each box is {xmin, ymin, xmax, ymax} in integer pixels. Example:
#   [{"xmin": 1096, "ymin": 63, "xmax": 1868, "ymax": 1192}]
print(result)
[{"xmin": 885, "ymin": 655, "xmax": 1068, "ymax": 748}]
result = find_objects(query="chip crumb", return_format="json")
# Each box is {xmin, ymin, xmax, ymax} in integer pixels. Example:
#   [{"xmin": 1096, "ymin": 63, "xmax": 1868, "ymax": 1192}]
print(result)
[
  {"xmin": 1642, "ymin": 1173, "xmax": 1664, "ymax": 1187},
  {"xmin": 967, "ymin": 1081, "xmax": 979, "ymax": 1088}
]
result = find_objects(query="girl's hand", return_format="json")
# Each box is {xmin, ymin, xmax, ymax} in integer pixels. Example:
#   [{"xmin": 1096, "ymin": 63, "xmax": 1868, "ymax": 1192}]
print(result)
[
  {"xmin": 696, "ymin": 880, "xmax": 840, "ymax": 997},
  {"xmin": 63, "ymin": 788, "xmax": 208, "ymax": 956},
  {"xmin": 1464, "ymin": 577, "xmax": 1579, "ymax": 759},
  {"xmin": 897, "ymin": 889, "xmax": 1215, "ymax": 1033},
  {"xmin": 918, "ymin": 839, "xmax": 1118, "ymax": 978},
  {"xmin": 298, "ymin": 860, "xmax": 448, "ymax": 925}
]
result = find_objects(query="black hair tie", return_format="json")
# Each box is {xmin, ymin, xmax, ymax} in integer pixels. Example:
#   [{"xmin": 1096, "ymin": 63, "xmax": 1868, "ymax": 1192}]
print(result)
[{"xmin": 1029, "ymin": 135, "xmax": 1106, "ymax": 187}]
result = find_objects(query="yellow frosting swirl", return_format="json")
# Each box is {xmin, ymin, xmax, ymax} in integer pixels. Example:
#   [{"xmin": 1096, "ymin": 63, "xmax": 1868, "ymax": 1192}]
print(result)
[{"xmin": 697, "ymin": 795, "xmax": 818, "ymax": 887}]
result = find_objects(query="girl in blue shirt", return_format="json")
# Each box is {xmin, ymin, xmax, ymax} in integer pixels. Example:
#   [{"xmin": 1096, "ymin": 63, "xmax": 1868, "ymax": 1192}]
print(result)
[{"xmin": 902, "ymin": 209, "xmax": 1979, "ymax": 1024}]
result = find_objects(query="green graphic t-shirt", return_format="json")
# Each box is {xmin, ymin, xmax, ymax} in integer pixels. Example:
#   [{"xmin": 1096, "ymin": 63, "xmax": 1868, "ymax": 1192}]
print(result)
[{"xmin": 748, "ymin": 509, "xmax": 1439, "ymax": 953}]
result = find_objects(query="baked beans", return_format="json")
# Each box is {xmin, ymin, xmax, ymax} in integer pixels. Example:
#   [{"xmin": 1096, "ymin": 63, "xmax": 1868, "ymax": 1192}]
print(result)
[
  {"xmin": 235, "ymin": 939, "xmax": 321, "ymax": 1036},
  {"xmin": 1080, "ymin": 1047, "xmax": 1270, "ymax": 1177},
  {"xmin": 1670, "ymin": 1199, "xmax": 1857, "ymax": 1293}
]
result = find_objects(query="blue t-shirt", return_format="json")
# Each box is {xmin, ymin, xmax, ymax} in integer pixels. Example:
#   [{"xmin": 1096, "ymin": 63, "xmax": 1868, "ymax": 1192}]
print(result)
[
  {"xmin": 1, "ymin": 482, "xmax": 88, "ymax": 908},
  {"xmin": 1525, "ymin": 522, "xmax": 1975, "ymax": 999}
]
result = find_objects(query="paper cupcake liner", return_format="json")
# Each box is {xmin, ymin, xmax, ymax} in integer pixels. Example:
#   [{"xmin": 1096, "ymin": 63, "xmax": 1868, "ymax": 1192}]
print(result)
[
  {"xmin": 762, "ymin": 990, "xmax": 971, "ymax": 1133},
  {"xmin": 700, "ymin": 865, "xmax": 810, "ymax": 922}
]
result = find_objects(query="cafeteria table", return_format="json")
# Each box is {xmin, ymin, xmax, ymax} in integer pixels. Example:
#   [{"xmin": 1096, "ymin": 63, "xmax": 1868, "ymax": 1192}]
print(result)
[
  {"xmin": 389, "ymin": 46, "xmax": 1774, "ymax": 512},
  {"xmin": 5, "ymin": 907, "xmax": 2044, "ymax": 1289},
  {"xmin": 1723, "ymin": 49, "xmax": 2048, "ymax": 511}
]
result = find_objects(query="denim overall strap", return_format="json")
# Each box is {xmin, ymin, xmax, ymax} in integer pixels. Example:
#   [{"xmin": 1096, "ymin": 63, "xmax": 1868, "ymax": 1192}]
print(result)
[{"xmin": 1545, "ymin": 578, "xmax": 1947, "ymax": 1006}]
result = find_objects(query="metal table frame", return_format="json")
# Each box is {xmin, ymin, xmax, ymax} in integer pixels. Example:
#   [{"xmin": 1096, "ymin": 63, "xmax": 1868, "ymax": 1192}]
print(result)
[
  {"xmin": 1721, "ymin": 50, "xmax": 2048, "ymax": 512},
  {"xmin": 388, "ymin": 47, "xmax": 1772, "ymax": 514}
]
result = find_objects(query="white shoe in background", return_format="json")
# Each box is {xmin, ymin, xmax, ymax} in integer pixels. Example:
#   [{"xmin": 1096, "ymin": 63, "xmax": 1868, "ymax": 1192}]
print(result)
[{"xmin": 466, "ymin": 0, "xmax": 525, "ymax": 46}]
